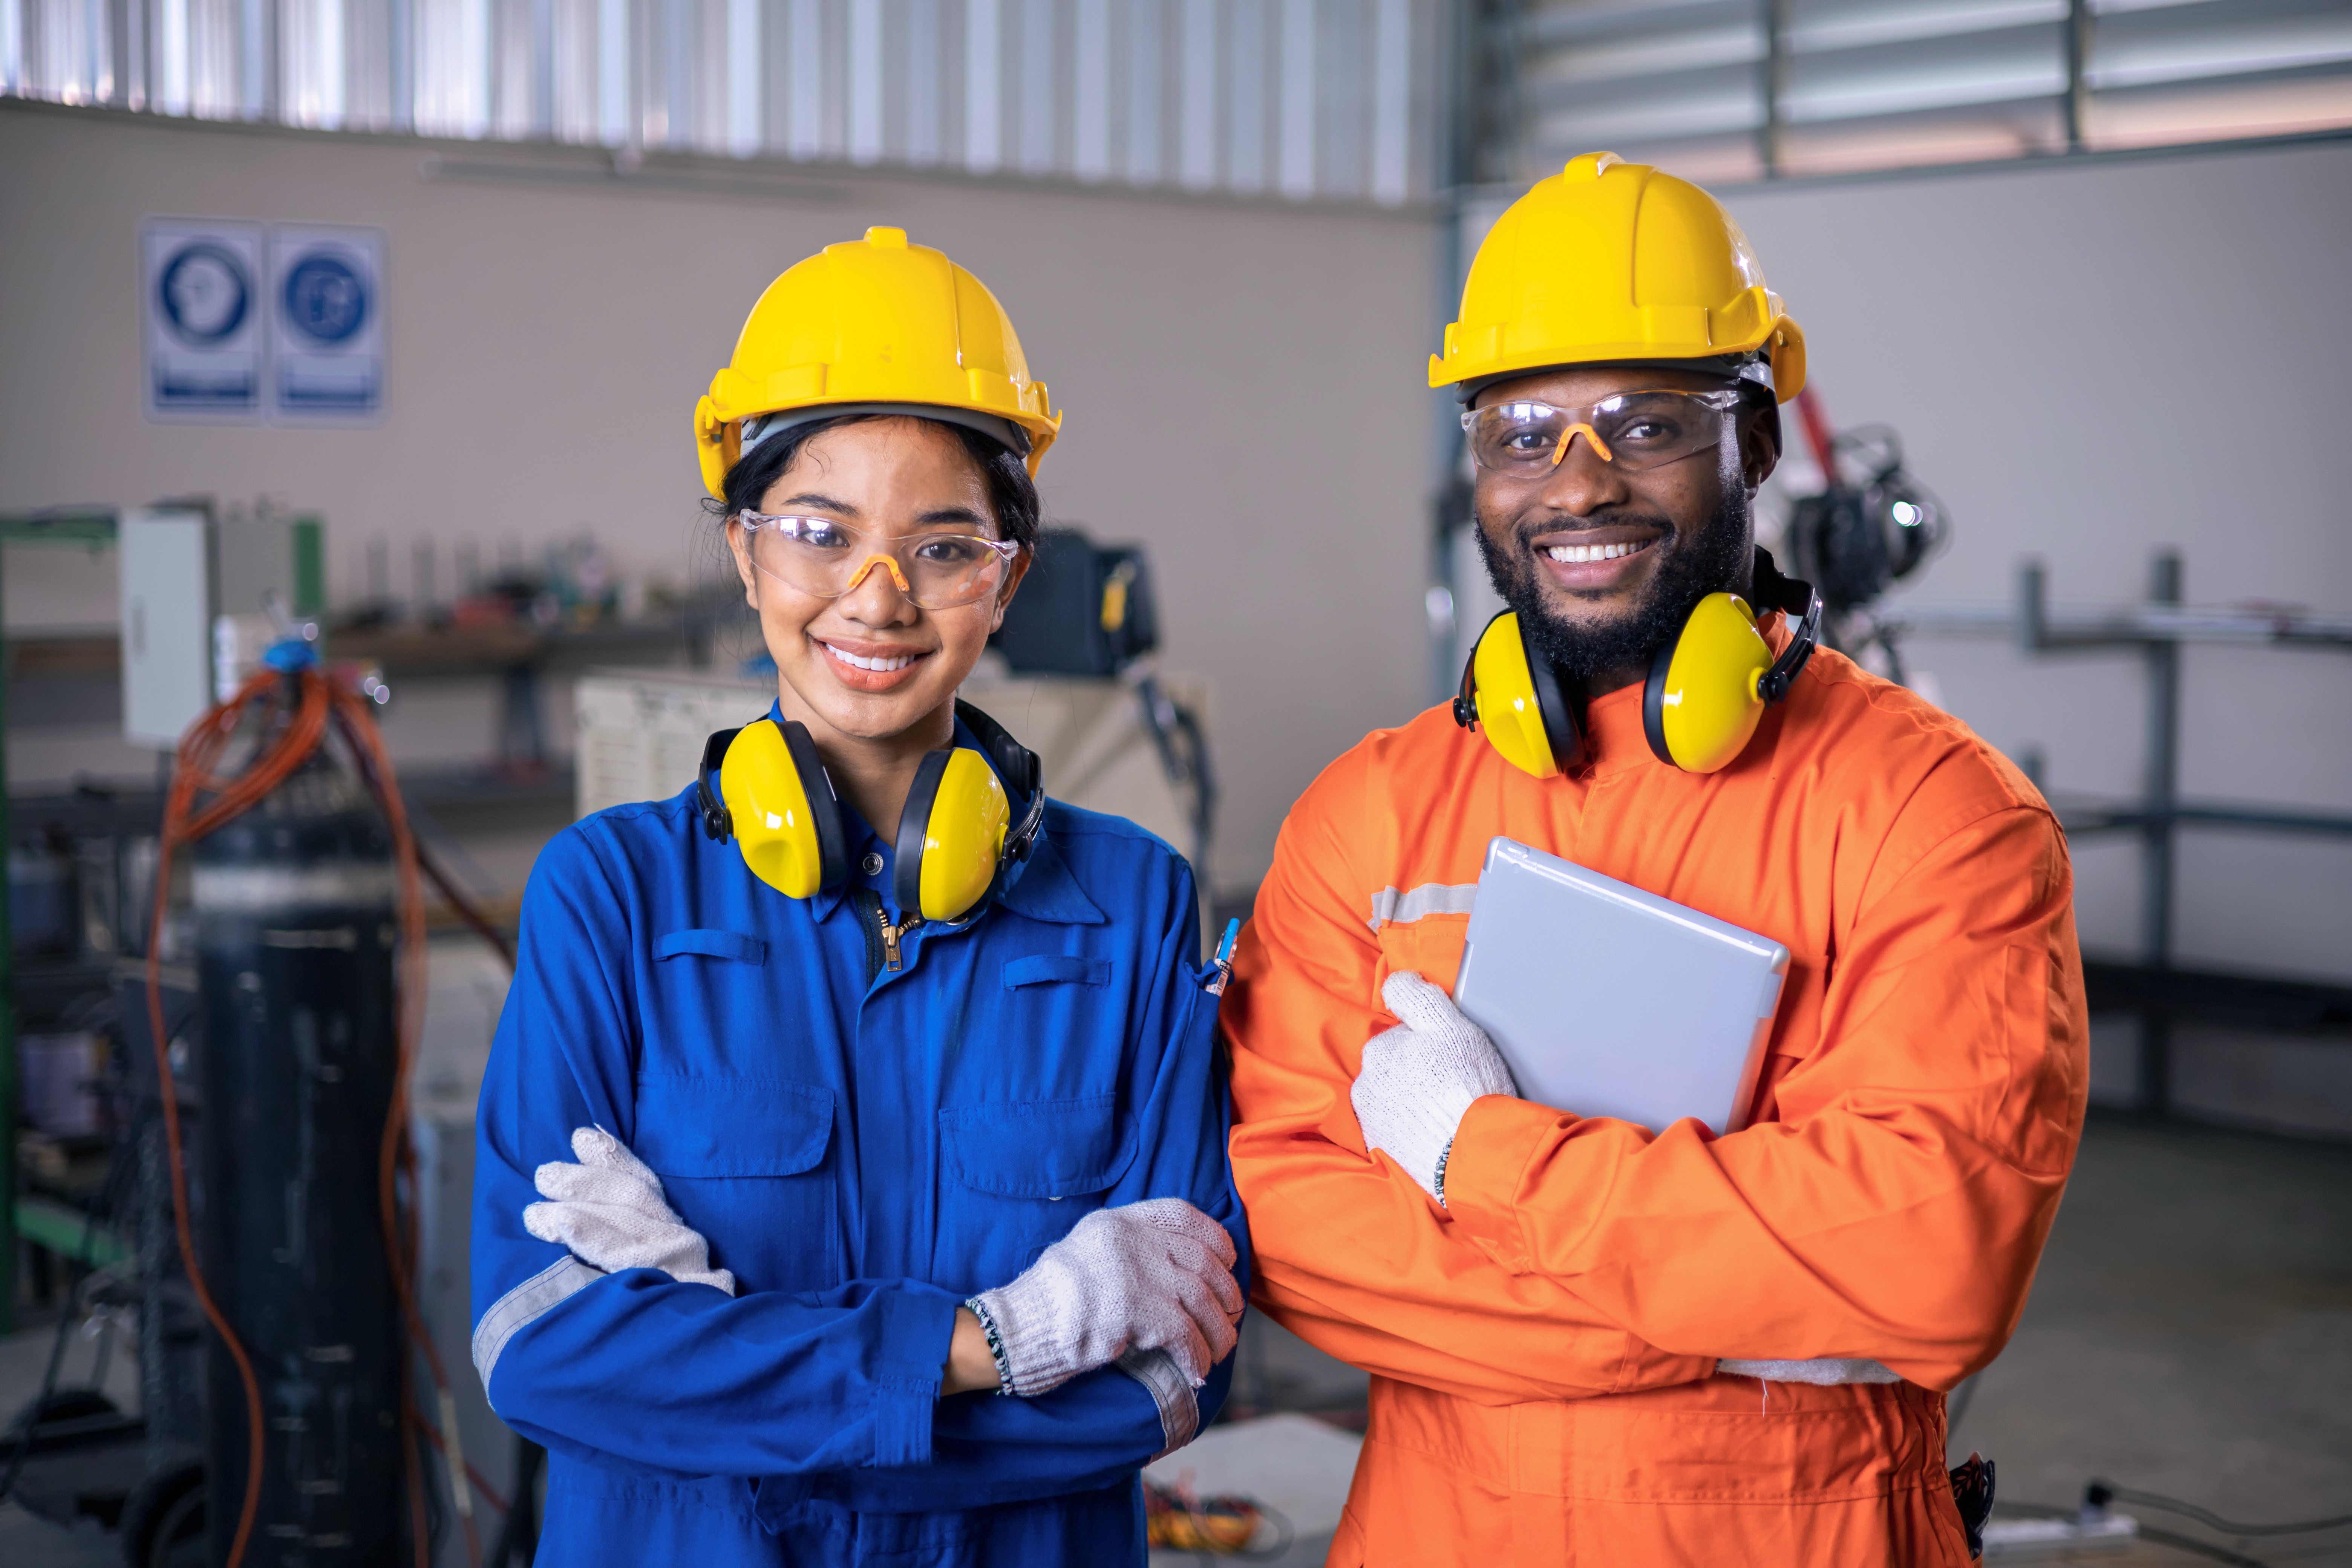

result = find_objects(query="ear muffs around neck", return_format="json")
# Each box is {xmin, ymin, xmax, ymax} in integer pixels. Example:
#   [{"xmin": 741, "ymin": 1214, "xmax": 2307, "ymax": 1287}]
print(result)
[
  {"xmin": 1641, "ymin": 546, "xmax": 1822, "ymax": 773},
  {"xmin": 701, "ymin": 703, "xmax": 1047, "ymax": 921}
]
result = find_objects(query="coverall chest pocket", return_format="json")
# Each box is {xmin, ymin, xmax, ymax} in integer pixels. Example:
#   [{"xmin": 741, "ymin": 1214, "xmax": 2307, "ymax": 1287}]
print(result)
[
  {"xmin": 631, "ymin": 1075, "xmax": 839, "ymax": 1294},
  {"xmin": 933, "ymin": 1094, "xmax": 1134, "ymax": 1294}
]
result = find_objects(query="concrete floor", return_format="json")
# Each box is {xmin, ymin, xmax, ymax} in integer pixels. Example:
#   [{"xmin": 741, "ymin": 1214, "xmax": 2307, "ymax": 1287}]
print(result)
[
  {"xmin": 1950, "ymin": 1115, "xmax": 2352, "ymax": 1566},
  {"xmin": 9, "ymin": 1113, "xmax": 2350, "ymax": 1566}
]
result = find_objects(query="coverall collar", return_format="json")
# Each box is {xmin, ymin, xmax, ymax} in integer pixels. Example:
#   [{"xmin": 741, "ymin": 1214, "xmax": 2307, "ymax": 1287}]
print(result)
[{"xmin": 768, "ymin": 702, "xmax": 1098, "ymax": 925}]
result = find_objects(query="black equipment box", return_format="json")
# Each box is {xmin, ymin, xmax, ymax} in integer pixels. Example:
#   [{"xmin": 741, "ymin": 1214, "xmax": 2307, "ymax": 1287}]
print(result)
[{"xmin": 991, "ymin": 528, "xmax": 1158, "ymax": 677}]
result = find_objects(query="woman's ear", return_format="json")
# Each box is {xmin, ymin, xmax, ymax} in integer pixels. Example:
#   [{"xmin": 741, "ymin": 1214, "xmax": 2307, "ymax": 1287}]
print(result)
[
  {"xmin": 725, "ymin": 515, "xmax": 759, "ymax": 607},
  {"xmin": 988, "ymin": 546, "xmax": 1033, "ymax": 634}
]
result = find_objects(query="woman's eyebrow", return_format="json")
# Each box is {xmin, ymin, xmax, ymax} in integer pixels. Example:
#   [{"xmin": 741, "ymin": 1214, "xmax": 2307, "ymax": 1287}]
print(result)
[
  {"xmin": 776, "ymin": 492, "xmax": 859, "ymax": 516},
  {"xmin": 916, "ymin": 505, "xmax": 989, "ymax": 527}
]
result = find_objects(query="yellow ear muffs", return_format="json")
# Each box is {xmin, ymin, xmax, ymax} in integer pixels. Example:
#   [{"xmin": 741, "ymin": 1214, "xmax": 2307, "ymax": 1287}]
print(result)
[
  {"xmin": 894, "ymin": 747, "xmax": 1012, "ymax": 922},
  {"xmin": 1641, "ymin": 594, "xmax": 1775, "ymax": 774},
  {"xmin": 1642, "ymin": 548, "xmax": 1824, "ymax": 774},
  {"xmin": 1452, "ymin": 610, "xmax": 1583, "ymax": 778},
  {"xmin": 699, "ymin": 700, "xmax": 1047, "ymax": 919},
  {"xmin": 700, "ymin": 718, "xmax": 849, "ymax": 898}
]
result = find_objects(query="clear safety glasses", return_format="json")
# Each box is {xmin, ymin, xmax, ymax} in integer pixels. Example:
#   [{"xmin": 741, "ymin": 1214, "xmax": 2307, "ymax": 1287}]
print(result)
[
  {"xmin": 736, "ymin": 512, "xmax": 1021, "ymax": 610},
  {"xmin": 1461, "ymin": 388, "xmax": 1745, "ymax": 479}
]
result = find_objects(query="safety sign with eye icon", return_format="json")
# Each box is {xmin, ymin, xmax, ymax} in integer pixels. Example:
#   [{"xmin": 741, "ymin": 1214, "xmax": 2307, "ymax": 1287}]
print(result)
[{"xmin": 270, "ymin": 226, "xmax": 384, "ymax": 418}]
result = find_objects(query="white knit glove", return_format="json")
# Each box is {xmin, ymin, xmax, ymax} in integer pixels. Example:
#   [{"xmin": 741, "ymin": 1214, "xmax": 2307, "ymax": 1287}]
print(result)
[
  {"xmin": 1718, "ymin": 1358, "xmax": 1901, "ymax": 1384},
  {"xmin": 968, "ymin": 1198, "xmax": 1242, "ymax": 1397},
  {"xmin": 1351, "ymin": 971, "xmax": 1518, "ymax": 1204},
  {"xmin": 523, "ymin": 1126, "xmax": 737, "ymax": 1295}
]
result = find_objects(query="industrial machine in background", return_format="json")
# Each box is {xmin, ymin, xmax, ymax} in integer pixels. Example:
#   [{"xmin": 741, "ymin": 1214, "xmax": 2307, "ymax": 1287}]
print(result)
[
  {"xmin": 987, "ymin": 528, "xmax": 1215, "ymax": 917},
  {"xmin": 1781, "ymin": 386, "xmax": 1951, "ymax": 686},
  {"xmin": 4, "ymin": 503, "xmax": 525, "ymax": 1567}
]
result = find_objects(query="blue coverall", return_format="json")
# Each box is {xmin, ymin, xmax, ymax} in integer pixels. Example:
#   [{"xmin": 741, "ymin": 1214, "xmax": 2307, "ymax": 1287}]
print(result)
[{"xmin": 470, "ymin": 716, "xmax": 1246, "ymax": 1566}]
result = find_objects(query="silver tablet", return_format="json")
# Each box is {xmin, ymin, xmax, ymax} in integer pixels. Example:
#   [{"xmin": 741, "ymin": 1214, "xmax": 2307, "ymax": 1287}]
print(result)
[{"xmin": 1451, "ymin": 837, "xmax": 1789, "ymax": 1136}]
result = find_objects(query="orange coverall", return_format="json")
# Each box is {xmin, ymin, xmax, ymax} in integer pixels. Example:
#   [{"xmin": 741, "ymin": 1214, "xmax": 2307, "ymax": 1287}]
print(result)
[{"xmin": 1223, "ymin": 644, "xmax": 2087, "ymax": 1565}]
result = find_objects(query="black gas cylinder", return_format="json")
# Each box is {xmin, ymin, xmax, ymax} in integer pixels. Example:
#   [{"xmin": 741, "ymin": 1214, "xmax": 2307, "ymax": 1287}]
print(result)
[{"xmin": 193, "ymin": 758, "xmax": 405, "ymax": 1566}]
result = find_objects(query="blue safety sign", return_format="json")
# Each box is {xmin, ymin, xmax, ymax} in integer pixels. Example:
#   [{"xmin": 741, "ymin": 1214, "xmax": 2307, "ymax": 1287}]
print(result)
[
  {"xmin": 282, "ymin": 254, "xmax": 369, "ymax": 343},
  {"xmin": 144, "ymin": 220, "xmax": 265, "ymax": 420},
  {"xmin": 270, "ymin": 225, "xmax": 384, "ymax": 419}
]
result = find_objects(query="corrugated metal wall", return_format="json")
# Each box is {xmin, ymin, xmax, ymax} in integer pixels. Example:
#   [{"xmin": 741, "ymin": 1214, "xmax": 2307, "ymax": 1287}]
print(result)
[
  {"xmin": 2, "ymin": 0, "xmax": 1443, "ymax": 203},
  {"xmin": 1469, "ymin": 0, "xmax": 2352, "ymax": 186}
]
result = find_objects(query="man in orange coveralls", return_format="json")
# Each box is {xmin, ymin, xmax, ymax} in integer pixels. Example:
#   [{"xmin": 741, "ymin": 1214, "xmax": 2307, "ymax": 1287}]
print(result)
[{"xmin": 1220, "ymin": 151, "xmax": 2087, "ymax": 1565}]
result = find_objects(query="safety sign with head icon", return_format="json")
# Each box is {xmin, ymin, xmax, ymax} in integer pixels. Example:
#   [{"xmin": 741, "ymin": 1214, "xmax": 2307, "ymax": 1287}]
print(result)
[{"xmin": 144, "ymin": 219, "xmax": 265, "ymax": 420}]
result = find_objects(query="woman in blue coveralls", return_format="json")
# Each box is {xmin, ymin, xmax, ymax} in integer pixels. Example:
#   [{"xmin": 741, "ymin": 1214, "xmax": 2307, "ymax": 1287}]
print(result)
[{"xmin": 469, "ymin": 227, "xmax": 1248, "ymax": 1567}]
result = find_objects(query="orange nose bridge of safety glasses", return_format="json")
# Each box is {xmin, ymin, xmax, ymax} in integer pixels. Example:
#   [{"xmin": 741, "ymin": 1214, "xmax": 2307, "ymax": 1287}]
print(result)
[
  {"xmin": 843, "ymin": 553, "xmax": 914, "ymax": 594},
  {"xmin": 1549, "ymin": 422, "xmax": 1615, "ymax": 468}
]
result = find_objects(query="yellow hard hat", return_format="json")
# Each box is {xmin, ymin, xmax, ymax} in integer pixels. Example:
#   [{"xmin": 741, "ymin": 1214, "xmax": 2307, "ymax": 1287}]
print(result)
[
  {"xmin": 1432, "ymin": 152, "xmax": 1806, "ymax": 404},
  {"xmin": 694, "ymin": 226, "xmax": 1063, "ymax": 497}
]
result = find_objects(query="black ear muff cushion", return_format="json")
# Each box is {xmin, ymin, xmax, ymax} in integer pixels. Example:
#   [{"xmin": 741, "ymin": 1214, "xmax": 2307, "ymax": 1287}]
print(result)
[
  {"xmin": 697, "ymin": 727, "xmax": 741, "ymax": 840},
  {"xmin": 1526, "ymin": 646, "xmax": 1583, "ymax": 771},
  {"xmin": 779, "ymin": 719, "xmax": 851, "ymax": 893},
  {"xmin": 894, "ymin": 749, "xmax": 954, "ymax": 914},
  {"xmin": 1643, "ymin": 635, "xmax": 1680, "ymax": 767}
]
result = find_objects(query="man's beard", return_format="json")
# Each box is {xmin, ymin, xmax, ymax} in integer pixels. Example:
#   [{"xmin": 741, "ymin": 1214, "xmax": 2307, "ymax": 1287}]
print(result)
[{"xmin": 1474, "ymin": 486, "xmax": 1753, "ymax": 683}]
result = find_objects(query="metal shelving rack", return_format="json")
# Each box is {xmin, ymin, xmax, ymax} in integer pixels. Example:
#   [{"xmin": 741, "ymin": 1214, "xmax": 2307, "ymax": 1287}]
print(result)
[
  {"xmin": 0, "ymin": 506, "xmax": 122, "ymax": 1332},
  {"xmin": 1895, "ymin": 552, "xmax": 2352, "ymax": 1116}
]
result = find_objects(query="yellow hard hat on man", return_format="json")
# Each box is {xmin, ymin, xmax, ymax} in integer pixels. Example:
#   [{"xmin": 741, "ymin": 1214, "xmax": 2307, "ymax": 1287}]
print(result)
[
  {"xmin": 1432, "ymin": 152, "xmax": 1806, "ymax": 404},
  {"xmin": 694, "ymin": 225, "xmax": 1063, "ymax": 496}
]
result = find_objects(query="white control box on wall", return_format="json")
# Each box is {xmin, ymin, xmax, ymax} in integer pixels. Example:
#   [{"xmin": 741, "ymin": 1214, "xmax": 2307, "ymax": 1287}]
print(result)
[{"xmin": 119, "ymin": 508, "xmax": 216, "ymax": 746}]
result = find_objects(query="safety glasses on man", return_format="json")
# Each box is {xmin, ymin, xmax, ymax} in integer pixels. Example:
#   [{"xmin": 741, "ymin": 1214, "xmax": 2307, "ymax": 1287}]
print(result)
[
  {"xmin": 737, "ymin": 510, "xmax": 1023, "ymax": 609},
  {"xmin": 1461, "ymin": 387, "xmax": 1745, "ymax": 478}
]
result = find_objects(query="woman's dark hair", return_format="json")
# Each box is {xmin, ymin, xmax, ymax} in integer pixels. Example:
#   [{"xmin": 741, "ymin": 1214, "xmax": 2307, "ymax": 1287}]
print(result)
[{"xmin": 709, "ymin": 412, "xmax": 1041, "ymax": 551}]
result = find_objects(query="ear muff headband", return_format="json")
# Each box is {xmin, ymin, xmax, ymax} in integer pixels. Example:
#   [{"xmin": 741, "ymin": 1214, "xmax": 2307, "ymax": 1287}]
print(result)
[
  {"xmin": 1641, "ymin": 547, "xmax": 1822, "ymax": 773},
  {"xmin": 1451, "ymin": 610, "xmax": 1583, "ymax": 779},
  {"xmin": 703, "ymin": 704, "xmax": 1045, "ymax": 921},
  {"xmin": 708, "ymin": 718, "xmax": 850, "ymax": 897}
]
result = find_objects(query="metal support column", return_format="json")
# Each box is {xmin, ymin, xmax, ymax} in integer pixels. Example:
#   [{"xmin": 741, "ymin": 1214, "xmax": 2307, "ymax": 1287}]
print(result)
[
  {"xmin": 0, "ymin": 532, "xmax": 14, "ymax": 1334},
  {"xmin": 2138, "ymin": 552, "xmax": 2182, "ymax": 1115},
  {"xmin": 2063, "ymin": 0, "xmax": 2092, "ymax": 153},
  {"xmin": 1758, "ymin": 0, "xmax": 1789, "ymax": 177}
]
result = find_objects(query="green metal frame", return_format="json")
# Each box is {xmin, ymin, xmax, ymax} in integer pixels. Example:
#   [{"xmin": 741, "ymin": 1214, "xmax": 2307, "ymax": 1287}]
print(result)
[{"xmin": 0, "ymin": 506, "xmax": 121, "ymax": 1331}]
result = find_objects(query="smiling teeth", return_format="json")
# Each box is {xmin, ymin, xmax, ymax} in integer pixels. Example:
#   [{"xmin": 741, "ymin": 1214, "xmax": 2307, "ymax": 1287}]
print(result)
[
  {"xmin": 824, "ymin": 643, "xmax": 914, "ymax": 672},
  {"xmin": 1547, "ymin": 542, "xmax": 1643, "ymax": 563}
]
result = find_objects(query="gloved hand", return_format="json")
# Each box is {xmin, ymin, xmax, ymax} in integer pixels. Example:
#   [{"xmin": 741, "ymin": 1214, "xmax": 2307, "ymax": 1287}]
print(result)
[
  {"xmin": 968, "ymin": 1198, "xmax": 1242, "ymax": 1396},
  {"xmin": 523, "ymin": 1126, "xmax": 737, "ymax": 1295},
  {"xmin": 1717, "ymin": 1358, "xmax": 1901, "ymax": 1385},
  {"xmin": 1351, "ymin": 970, "xmax": 1517, "ymax": 1204}
]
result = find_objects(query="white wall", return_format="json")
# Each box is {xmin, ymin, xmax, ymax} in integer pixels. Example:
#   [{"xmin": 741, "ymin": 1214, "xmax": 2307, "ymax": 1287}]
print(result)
[
  {"xmin": 0, "ymin": 99, "xmax": 1443, "ymax": 896},
  {"xmin": 1717, "ymin": 137, "xmax": 2352, "ymax": 988}
]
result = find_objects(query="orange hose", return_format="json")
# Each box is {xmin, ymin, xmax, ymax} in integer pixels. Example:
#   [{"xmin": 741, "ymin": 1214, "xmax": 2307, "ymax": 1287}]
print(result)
[
  {"xmin": 328, "ymin": 684, "xmax": 478, "ymax": 1568},
  {"xmin": 145, "ymin": 667, "xmax": 478, "ymax": 1568}
]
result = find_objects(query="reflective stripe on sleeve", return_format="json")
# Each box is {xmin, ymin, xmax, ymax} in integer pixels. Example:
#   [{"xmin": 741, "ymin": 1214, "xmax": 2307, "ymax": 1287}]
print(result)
[
  {"xmin": 1367, "ymin": 882, "xmax": 1479, "ymax": 933},
  {"xmin": 1116, "ymin": 1347, "xmax": 1199, "ymax": 1460},
  {"xmin": 472, "ymin": 1255, "xmax": 604, "ymax": 1403}
]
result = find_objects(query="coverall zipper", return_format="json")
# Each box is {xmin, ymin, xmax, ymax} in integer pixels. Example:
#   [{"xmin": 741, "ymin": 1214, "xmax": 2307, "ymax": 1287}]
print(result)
[{"xmin": 851, "ymin": 889, "xmax": 918, "ymax": 980}]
